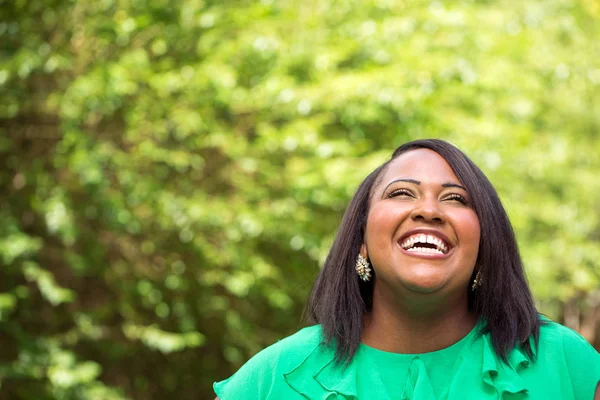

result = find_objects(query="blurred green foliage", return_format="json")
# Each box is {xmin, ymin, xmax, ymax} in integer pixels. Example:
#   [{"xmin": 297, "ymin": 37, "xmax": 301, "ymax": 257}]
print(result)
[{"xmin": 1, "ymin": 0, "xmax": 599, "ymax": 398}]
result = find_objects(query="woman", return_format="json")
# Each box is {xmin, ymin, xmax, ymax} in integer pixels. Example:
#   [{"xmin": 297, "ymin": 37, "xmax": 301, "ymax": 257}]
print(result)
[{"xmin": 214, "ymin": 139, "xmax": 600, "ymax": 399}]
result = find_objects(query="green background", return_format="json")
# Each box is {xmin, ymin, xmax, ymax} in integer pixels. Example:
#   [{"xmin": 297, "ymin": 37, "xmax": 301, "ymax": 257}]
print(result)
[{"xmin": 1, "ymin": 0, "xmax": 599, "ymax": 398}]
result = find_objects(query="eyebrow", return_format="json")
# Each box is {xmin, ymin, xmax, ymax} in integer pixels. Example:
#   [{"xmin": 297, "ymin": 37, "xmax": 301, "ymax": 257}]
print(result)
[{"xmin": 381, "ymin": 179, "xmax": 467, "ymax": 198}]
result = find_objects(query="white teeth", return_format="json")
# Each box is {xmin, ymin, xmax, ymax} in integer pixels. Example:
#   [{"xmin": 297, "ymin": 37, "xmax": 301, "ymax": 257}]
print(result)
[
  {"xmin": 400, "ymin": 233, "xmax": 449, "ymax": 254},
  {"xmin": 406, "ymin": 247, "xmax": 444, "ymax": 255}
]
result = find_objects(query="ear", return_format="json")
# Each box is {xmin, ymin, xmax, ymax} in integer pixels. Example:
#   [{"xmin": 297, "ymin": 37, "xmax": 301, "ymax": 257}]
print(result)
[{"xmin": 360, "ymin": 243, "xmax": 368, "ymax": 259}]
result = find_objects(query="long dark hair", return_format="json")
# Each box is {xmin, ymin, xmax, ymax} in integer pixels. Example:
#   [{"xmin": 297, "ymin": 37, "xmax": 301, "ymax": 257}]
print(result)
[{"xmin": 307, "ymin": 139, "xmax": 541, "ymax": 364}]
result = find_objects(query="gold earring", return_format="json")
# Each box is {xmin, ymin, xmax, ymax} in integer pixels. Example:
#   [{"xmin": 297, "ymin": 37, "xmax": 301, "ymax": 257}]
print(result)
[
  {"xmin": 471, "ymin": 268, "xmax": 482, "ymax": 291},
  {"xmin": 355, "ymin": 254, "xmax": 372, "ymax": 281}
]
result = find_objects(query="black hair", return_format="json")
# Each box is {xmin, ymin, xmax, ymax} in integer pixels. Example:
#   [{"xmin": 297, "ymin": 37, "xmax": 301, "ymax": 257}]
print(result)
[{"xmin": 307, "ymin": 139, "xmax": 541, "ymax": 364}]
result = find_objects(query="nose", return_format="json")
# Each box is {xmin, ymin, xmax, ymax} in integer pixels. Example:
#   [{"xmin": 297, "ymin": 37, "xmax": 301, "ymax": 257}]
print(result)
[{"xmin": 410, "ymin": 196, "xmax": 445, "ymax": 223}]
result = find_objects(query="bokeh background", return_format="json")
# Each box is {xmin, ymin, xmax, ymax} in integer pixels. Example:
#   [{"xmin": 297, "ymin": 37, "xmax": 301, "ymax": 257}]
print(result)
[{"xmin": 1, "ymin": 0, "xmax": 600, "ymax": 398}]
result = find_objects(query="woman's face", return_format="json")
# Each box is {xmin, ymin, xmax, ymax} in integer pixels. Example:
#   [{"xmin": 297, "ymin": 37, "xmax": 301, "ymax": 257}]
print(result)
[{"xmin": 361, "ymin": 149, "xmax": 481, "ymax": 296}]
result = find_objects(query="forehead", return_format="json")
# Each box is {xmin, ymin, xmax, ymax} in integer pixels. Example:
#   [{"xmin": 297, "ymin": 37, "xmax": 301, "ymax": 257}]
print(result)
[{"xmin": 378, "ymin": 149, "xmax": 462, "ymax": 186}]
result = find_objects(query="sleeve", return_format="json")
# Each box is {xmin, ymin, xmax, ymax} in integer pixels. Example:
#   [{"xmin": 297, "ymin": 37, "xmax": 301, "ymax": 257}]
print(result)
[
  {"xmin": 561, "ymin": 326, "xmax": 600, "ymax": 400},
  {"xmin": 213, "ymin": 343, "xmax": 282, "ymax": 400}
]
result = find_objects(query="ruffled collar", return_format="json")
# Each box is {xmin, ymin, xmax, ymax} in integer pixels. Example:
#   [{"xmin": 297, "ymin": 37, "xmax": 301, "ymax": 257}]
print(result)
[
  {"xmin": 283, "ymin": 323, "xmax": 532, "ymax": 399},
  {"xmin": 481, "ymin": 332, "xmax": 530, "ymax": 397},
  {"xmin": 284, "ymin": 343, "xmax": 361, "ymax": 399}
]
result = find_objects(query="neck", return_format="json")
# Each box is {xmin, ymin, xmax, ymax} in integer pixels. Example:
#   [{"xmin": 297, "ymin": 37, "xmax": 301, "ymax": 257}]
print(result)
[{"xmin": 361, "ymin": 284, "xmax": 477, "ymax": 354}]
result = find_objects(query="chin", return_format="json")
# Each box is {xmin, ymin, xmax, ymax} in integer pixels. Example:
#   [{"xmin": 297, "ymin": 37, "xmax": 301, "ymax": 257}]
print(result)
[
  {"xmin": 404, "ymin": 281, "xmax": 446, "ymax": 294},
  {"xmin": 400, "ymin": 272, "xmax": 449, "ymax": 294}
]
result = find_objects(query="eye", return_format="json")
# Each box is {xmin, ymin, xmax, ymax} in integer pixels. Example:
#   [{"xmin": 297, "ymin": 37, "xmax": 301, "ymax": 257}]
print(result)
[
  {"xmin": 387, "ymin": 188, "xmax": 414, "ymax": 198},
  {"xmin": 444, "ymin": 193, "xmax": 469, "ymax": 205}
]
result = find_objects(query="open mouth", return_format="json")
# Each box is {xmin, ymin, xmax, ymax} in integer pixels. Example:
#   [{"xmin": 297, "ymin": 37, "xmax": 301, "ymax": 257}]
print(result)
[{"xmin": 399, "ymin": 233, "xmax": 451, "ymax": 256}]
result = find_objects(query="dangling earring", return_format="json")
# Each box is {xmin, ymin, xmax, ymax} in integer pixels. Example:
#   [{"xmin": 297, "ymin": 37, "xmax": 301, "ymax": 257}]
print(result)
[
  {"xmin": 471, "ymin": 268, "xmax": 482, "ymax": 291},
  {"xmin": 355, "ymin": 254, "xmax": 372, "ymax": 281}
]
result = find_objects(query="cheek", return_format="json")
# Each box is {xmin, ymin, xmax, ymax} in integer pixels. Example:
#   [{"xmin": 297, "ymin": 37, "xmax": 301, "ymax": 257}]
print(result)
[
  {"xmin": 458, "ymin": 213, "xmax": 481, "ymax": 253},
  {"xmin": 366, "ymin": 203, "xmax": 409, "ymax": 239}
]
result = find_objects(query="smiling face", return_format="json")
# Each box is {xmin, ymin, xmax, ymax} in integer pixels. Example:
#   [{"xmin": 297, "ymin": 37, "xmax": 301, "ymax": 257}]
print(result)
[{"xmin": 361, "ymin": 149, "xmax": 481, "ymax": 296}]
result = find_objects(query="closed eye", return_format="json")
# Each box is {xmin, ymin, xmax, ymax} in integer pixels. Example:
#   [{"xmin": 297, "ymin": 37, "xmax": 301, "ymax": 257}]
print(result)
[
  {"xmin": 444, "ymin": 193, "xmax": 469, "ymax": 205},
  {"xmin": 387, "ymin": 188, "xmax": 414, "ymax": 198}
]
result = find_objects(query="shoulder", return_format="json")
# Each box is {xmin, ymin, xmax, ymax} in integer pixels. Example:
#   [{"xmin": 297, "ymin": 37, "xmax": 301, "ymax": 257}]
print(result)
[
  {"xmin": 536, "ymin": 318, "xmax": 600, "ymax": 398},
  {"xmin": 271, "ymin": 324, "xmax": 324, "ymax": 355},
  {"xmin": 246, "ymin": 324, "xmax": 324, "ymax": 367},
  {"xmin": 213, "ymin": 325, "xmax": 324, "ymax": 400},
  {"xmin": 538, "ymin": 318, "xmax": 598, "ymax": 355}
]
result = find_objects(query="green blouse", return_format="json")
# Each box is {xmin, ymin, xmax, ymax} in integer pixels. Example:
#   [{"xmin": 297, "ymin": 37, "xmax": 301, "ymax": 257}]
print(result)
[{"xmin": 214, "ymin": 319, "xmax": 600, "ymax": 399}]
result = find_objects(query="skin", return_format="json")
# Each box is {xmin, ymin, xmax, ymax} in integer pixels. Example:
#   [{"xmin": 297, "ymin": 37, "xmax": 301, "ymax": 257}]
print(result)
[{"xmin": 360, "ymin": 149, "xmax": 480, "ymax": 354}]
